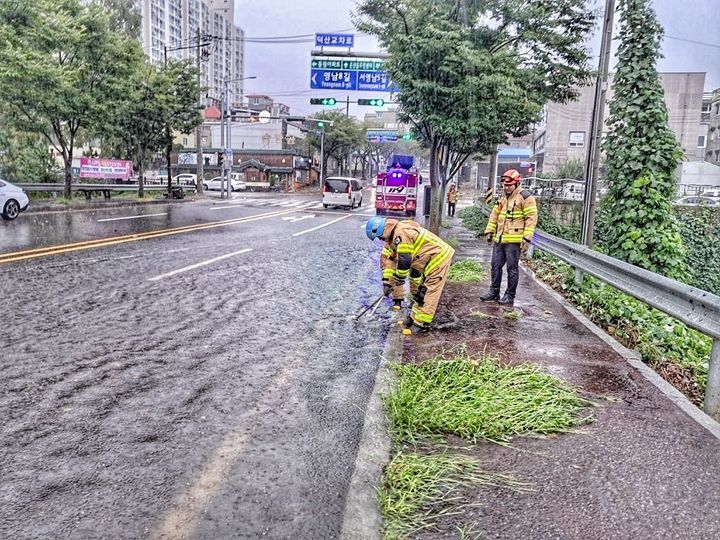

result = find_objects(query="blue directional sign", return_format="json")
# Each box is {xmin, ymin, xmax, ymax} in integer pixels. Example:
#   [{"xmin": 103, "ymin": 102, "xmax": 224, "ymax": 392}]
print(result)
[
  {"xmin": 315, "ymin": 33, "xmax": 355, "ymax": 48},
  {"xmin": 357, "ymin": 71, "xmax": 400, "ymax": 93},
  {"xmin": 367, "ymin": 129, "xmax": 398, "ymax": 142},
  {"xmin": 309, "ymin": 57, "xmax": 399, "ymax": 93},
  {"xmin": 310, "ymin": 69, "xmax": 357, "ymax": 90}
]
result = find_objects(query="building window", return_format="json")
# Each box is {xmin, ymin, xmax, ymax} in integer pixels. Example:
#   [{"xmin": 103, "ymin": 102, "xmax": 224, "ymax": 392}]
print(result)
[
  {"xmin": 702, "ymin": 103, "xmax": 712, "ymax": 113},
  {"xmin": 698, "ymin": 135, "xmax": 706, "ymax": 148},
  {"xmin": 183, "ymin": 137, "xmax": 188, "ymax": 146},
  {"xmin": 569, "ymin": 131, "xmax": 585, "ymax": 147}
]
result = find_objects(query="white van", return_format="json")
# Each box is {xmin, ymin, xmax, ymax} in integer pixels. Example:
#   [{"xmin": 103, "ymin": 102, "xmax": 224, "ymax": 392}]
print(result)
[{"xmin": 322, "ymin": 177, "xmax": 363, "ymax": 209}]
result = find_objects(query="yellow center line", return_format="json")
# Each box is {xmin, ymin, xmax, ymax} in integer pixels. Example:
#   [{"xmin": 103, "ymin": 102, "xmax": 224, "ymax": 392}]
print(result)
[{"xmin": 0, "ymin": 208, "xmax": 298, "ymax": 265}]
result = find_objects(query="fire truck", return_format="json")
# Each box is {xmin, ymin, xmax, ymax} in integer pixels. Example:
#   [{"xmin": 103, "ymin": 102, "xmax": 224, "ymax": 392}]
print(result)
[{"xmin": 374, "ymin": 154, "xmax": 418, "ymax": 217}]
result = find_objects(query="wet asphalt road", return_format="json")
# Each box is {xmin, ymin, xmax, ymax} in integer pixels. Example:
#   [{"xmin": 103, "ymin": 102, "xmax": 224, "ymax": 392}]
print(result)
[{"xmin": 0, "ymin": 192, "xmax": 394, "ymax": 539}]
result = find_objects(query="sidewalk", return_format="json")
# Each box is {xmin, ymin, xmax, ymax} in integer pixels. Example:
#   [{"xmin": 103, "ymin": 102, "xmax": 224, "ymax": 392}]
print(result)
[{"xmin": 403, "ymin": 216, "xmax": 720, "ymax": 539}]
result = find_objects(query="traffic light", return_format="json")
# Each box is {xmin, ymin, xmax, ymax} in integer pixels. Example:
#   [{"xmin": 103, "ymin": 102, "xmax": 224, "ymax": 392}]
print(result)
[
  {"xmin": 310, "ymin": 98, "xmax": 337, "ymax": 106},
  {"xmin": 358, "ymin": 98, "xmax": 385, "ymax": 107},
  {"xmin": 217, "ymin": 152, "xmax": 224, "ymax": 168},
  {"xmin": 402, "ymin": 132, "xmax": 414, "ymax": 140},
  {"xmin": 317, "ymin": 121, "xmax": 325, "ymax": 129}
]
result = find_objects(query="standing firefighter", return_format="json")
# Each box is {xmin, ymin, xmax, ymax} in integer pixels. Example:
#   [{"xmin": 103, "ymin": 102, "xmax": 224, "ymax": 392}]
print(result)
[
  {"xmin": 366, "ymin": 217, "xmax": 455, "ymax": 334},
  {"xmin": 447, "ymin": 183, "xmax": 458, "ymax": 217},
  {"xmin": 480, "ymin": 169, "xmax": 538, "ymax": 305}
]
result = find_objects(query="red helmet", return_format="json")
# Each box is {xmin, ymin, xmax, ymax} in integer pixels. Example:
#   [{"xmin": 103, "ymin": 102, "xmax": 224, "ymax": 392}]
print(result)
[{"xmin": 501, "ymin": 169, "xmax": 522, "ymax": 185}]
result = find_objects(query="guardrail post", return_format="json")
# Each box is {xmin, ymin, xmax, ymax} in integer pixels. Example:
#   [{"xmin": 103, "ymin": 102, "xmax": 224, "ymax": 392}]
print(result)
[
  {"xmin": 703, "ymin": 339, "xmax": 720, "ymax": 421},
  {"xmin": 574, "ymin": 268, "xmax": 584, "ymax": 287}
]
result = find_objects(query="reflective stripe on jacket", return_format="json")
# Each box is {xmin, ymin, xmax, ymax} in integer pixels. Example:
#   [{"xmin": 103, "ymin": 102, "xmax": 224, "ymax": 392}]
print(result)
[
  {"xmin": 484, "ymin": 188, "xmax": 537, "ymax": 243},
  {"xmin": 380, "ymin": 220, "xmax": 454, "ymax": 281}
]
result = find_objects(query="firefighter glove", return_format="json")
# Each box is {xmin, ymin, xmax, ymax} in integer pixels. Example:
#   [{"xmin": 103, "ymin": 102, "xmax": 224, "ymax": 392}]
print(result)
[{"xmin": 485, "ymin": 233, "xmax": 493, "ymax": 244}]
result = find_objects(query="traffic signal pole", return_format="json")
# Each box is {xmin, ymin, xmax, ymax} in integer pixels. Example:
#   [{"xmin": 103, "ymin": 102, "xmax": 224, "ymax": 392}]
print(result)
[{"xmin": 196, "ymin": 28, "xmax": 204, "ymax": 196}]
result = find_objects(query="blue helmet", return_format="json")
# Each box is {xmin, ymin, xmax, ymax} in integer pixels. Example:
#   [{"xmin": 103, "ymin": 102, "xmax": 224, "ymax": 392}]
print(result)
[{"xmin": 366, "ymin": 216, "xmax": 386, "ymax": 240}]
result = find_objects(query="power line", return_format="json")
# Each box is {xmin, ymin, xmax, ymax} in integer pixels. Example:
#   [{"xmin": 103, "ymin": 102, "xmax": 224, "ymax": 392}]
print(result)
[{"xmin": 665, "ymin": 35, "xmax": 720, "ymax": 49}]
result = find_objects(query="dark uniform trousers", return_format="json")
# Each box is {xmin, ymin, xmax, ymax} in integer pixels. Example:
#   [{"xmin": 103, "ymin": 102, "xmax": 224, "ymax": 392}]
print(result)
[{"xmin": 490, "ymin": 243, "xmax": 521, "ymax": 297}]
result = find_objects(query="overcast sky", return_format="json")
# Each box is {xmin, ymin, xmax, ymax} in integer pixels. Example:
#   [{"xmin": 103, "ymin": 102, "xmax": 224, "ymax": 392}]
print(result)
[{"xmin": 235, "ymin": 0, "xmax": 720, "ymax": 119}]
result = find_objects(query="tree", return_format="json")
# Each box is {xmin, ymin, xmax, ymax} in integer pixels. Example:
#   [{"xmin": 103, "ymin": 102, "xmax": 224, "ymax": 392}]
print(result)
[
  {"xmin": 356, "ymin": 0, "xmax": 596, "ymax": 232},
  {"xmin": 599, "ymin": 0, "xmax": 686, "ymax": 279},
  {"xmin": 96, "ymin": 0, "xmax": 141, "ymax": 38},
  {"xmin": 104, "ymin": 61, "xmax": 202, "ymax": 197},
  {"xmin": 0, "ymin": 115, "xmax": 61, "ymax": 183},
  {"xmin": 0, "ymin": 0, "xmax": 143, "ymax": 198},
  {"xmin": 305, "ymin": 112, "xmax": 363, "ymax": 179}
]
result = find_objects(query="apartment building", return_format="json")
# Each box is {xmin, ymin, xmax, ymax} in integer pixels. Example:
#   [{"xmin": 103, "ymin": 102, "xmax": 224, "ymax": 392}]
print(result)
[
  {"xmin": 138, "ymin": 0, "xmax": 245, "ymax": 103},
  {"xmin": 532, "ymin": 72, "xmax": 707, "ymax": 174}
]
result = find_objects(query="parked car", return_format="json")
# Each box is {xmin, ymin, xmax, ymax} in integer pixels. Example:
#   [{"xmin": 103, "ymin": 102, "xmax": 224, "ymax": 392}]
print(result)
[
  {"xmin": 173, "ymin": 173, "xmax": 197, "ymax": 186},
  {"xmin": 0, "ymin": 179, "xmax": 30, "ymax": 220},
  {"xmin": 322, "ymin": 177, "xmax": 363, "ymax": 209},
  {"xmin": 203, "ymin": 176, "xmax": 246, "ymax": 192},
  {"xmin": 676, "ymin": 196, "xmax": 718, "ymax": 206}
]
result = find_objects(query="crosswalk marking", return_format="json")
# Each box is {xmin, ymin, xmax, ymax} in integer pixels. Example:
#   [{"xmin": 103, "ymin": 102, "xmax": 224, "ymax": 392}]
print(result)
[{"xmin": 217, "ymin": 197, "xmax": 381, "ymax": 215}]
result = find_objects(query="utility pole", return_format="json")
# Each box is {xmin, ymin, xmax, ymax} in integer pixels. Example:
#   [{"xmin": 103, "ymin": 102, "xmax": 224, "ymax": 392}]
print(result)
[
  {"xmin": 195, "ymin": 28, "xmax": 204, "ymax": 196},
  {"xmin": 224, "ymin": 79, "xmax": 233, "ymax": 200},
  {"xmin": 580, "ymin": 0, "xmax": 616, "ymax": 247},
  {"xmin": 164, "ymin": 45, "xmax": 173, "ymax": 198}
]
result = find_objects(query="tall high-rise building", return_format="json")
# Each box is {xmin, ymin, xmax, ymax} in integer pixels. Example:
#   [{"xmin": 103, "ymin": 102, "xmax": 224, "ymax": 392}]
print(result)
[{"xmin": 138, "ymin": 0, "xmax": 245, "ymax": 104}]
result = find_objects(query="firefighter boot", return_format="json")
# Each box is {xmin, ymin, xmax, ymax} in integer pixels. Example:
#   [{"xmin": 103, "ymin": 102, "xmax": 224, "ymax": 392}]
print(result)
[
  {"xmin": 403, "ymin": 315, "xmax": 414, "ymax": 328},
  {"xmin": 403, "ymin": 323, "xmax": 429, "ymax": 335},
  {"xmin": 480, "ymin": 289, "xmax": 500, "ymax": 302},
  {"xmin": 498, "ymin": 292, "xmax": 515, "ymax": 305},
  {"xmin": 393, "ymin": 299, "xmax": 403, "ymax": 311}
]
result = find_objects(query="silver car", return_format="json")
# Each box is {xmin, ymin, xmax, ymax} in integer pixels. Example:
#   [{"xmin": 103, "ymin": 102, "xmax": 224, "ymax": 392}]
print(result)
[{"xmin": 0, "ymin": 179, "xmax": 30, "ymax": 220}]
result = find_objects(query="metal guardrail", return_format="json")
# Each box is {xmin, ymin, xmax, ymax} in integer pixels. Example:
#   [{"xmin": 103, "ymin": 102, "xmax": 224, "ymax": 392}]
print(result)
[
  {"xmin": 17, "ymin": 183, "xmax": 186, "ymax": 191},
  {"xmin": 477, "ymin": 203, "xmax": 720, "ymax": 419}
]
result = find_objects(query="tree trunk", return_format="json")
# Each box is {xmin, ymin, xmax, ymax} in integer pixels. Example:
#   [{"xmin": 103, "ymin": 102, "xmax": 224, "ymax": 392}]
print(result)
[
  {"xmin": 138, "ymin": 154, "xmax": 145, "ymax": 199},
  {"xmin": 63, "ymin": 154, "xmax": 72, "ymax": 199},
  {"xmin": 428, "ymin": 136, "xmax": 441, "ymax": 234}
]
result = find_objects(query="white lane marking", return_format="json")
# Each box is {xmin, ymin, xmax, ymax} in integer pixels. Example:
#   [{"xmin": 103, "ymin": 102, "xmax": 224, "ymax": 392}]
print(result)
[
  {"xmin": 277, "ymin": 200, "xmax": 306, "ymax": 207},
  {"xmin": 210, "ymin": 204, "xmax": 245, "ymax": 210},
  {"xmin": 97, "ymin": 212, "xmax": 168, "ymax": 222},
  {"xmin": 148, "ymin": 248, "xmax": 252, "ymax": 281},
  {"xmin": 281, "ymin": 214, "xmax": 316, "ymax": 223},
  {"xmin": 292, "ymin": 214, "xmax": 352, "ymax": 237}
]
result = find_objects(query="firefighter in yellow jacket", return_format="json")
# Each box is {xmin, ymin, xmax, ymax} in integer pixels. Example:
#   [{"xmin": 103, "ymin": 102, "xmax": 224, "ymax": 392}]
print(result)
[
  {"xmin": 366, "ymin": 217, "xmax": 455, "ymax": 334},
  {"xmin": 481, "ymin": 169, "xmax": 537, "ymax": 305}
]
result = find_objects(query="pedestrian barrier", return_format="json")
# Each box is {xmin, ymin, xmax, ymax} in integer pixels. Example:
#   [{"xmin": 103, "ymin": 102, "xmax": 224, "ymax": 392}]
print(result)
[{"xmin": 477, "ymin": 203, "xmax": 720, "ymax": 420}]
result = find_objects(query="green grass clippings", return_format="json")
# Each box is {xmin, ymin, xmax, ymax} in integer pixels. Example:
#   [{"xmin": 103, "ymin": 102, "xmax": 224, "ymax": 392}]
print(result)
[{"xmin": 448, "ymin": 260, "xmax": 486, "ymax": 283}]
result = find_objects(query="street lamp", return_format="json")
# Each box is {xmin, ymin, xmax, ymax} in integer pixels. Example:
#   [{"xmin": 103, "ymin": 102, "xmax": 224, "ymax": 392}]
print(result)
[{"xmin": 221, "ymin": 75, "xmax": 257, "ymax": 199}]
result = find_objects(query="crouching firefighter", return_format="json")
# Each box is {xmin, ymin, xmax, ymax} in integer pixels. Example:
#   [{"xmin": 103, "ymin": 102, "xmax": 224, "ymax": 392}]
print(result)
[{"xmin": 366, "ymin": 217, "xmax": 455, "ymax": 334}]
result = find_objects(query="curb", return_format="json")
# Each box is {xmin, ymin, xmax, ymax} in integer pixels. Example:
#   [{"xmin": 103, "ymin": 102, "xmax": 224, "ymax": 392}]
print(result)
[
  {"xmin": 340, "ymin": 327, "xmax": 400, "ymax": 540},
  {"xmin": 522, "ymin": 262, "xmax": 720, "ymax": 441}
]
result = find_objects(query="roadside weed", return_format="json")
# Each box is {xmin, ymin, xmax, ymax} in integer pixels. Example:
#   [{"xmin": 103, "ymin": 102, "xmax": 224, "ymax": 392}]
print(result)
[{"xmin": 386, "ymin": 352, "xmax": 591, "ymax": 444}]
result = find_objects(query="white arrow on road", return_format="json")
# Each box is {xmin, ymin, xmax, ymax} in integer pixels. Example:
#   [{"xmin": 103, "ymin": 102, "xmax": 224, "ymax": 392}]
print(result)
[{"xmin": 282, "ymin": 214, "xmax": 316, "ymax": 223}]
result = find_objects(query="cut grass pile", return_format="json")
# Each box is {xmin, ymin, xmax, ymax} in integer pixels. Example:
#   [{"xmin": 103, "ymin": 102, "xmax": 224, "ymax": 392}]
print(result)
[
  {"xmin": 380, "ymin": 450, "xmax": 526, "ymax": 540},
  {"xmin": 448, "ymin": 259, "xmax": 486, "ymax": 283},
  {"xmin": 386, "ymin": 352, "xmax": 591, "ymax": 444},
  {"xmin": 503, "ymin": 310, "xmax": 522, "ymax": 321}
]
